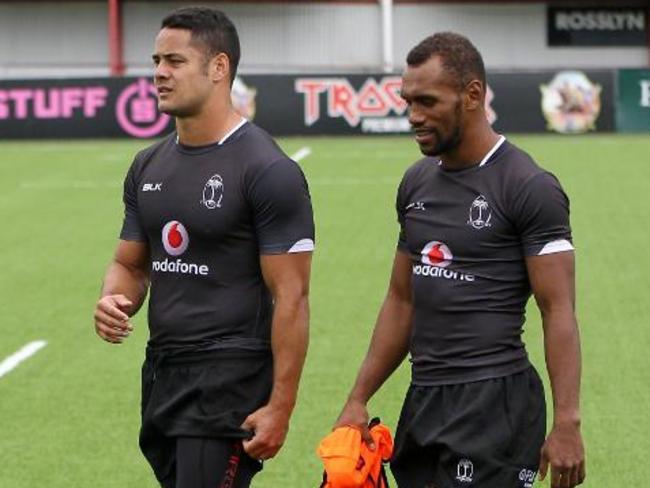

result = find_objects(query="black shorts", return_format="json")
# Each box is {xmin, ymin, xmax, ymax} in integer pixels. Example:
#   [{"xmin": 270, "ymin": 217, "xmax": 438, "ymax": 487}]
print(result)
[
  {"xmin": 139, "ymin": 347, "xmax": 272, "ymax": 486},
  {"xmin": 162, "ymin": 437, "xmax": 261, "ymax": 488},
  {"xmin": 391, "ymin": 367, "xmax": 546, "ymax": 488}
]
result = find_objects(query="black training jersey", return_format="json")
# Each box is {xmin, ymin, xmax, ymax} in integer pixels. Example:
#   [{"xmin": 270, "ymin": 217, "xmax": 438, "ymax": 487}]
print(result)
[
  {"xmin": 396, "ymin": 138, "xmax": 573, "ymax": 385},
  {"xmin": 120, "ymin": 121, "xmax": 315, "ymax": 349}
]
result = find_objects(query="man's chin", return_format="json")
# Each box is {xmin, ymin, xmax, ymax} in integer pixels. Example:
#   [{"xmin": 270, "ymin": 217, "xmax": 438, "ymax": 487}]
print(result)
[
  {"xmin": 158, "ymin": 102, "xmax": 197, "ymax": 118},
  {"xmin": 158, "ymin": 99, "xmax": 184, "ymax": 116},
  {"xmin": 158, "ymin": 103, "xmax": 174, "ymax": 116},
  {"xmin": 418, "ymin": 143, "xmax": 440, "ymax": 157}
]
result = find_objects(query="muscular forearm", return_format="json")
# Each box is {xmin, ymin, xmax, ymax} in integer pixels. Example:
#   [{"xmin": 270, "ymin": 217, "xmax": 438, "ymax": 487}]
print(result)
[
  {"xmin": 95, "ymin": 241, "xmax": 150, "ymax": 343},
  {"xmin": 101, "ymin": 260, "xmax": 149, "ymax": 316},
  {"xmin": 543, "ymin": 308, "xmax": 582, "ymax": 426},
  {"xmin": 539, "ymin": 307, "xmax": 586, "ymax": 487},
  {"xmin": 268, "ymin": 294, "xmax": 309, "ymax": 413},
  {"xmin": 528, "ymin": 252, "xmax": 585, "ymax": 486},
  {"xmin": 348, "ymin": 291, "xmax": 412, "ymax": 404}
]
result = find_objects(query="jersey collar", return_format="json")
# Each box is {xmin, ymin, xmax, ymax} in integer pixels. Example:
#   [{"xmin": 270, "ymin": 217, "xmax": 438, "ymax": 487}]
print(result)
[
  {"xmin": 218, "ymin": 117, "xmax": 248, "ymax": 145},
  {"xmin": 174, "ymin": 117, "xmax": 248, "ymax": 147},
  {"xmin": 478, "ymin": 135, "xmax": 506, "ymax": 167},
  {"xmin": 437, "ymin": 134, "xmax": 506, "ymax": 169}
]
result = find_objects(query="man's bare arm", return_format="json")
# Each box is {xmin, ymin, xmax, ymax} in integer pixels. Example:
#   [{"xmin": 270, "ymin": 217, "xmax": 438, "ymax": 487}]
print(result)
[
  {"xmin": 334, "ymin": 250, "xmax": 413, "ymax": 446},
  {"xmin": 94, "ymin": 240, "xmax": 150, "ymax": 344},
  {"xmin": 241, "ymin": 252, "xmax": 312, "ymax": 460},
  {"xmin": 527, "ymin": 251, "xmax": 585, "ymax": 488}
]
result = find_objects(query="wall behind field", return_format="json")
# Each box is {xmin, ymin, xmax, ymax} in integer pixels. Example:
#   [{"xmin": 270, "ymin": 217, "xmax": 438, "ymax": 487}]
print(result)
[
  {"xmin": 393, "ymin": 3, "xmax": 647, "ymax": 71},
  {"xmin": 122, "ymin": 2, "xmax": 382, "ymax": 74},
  {"xmin": 0, "ymin": 1, "xmax": 647, "ymax": 79}
]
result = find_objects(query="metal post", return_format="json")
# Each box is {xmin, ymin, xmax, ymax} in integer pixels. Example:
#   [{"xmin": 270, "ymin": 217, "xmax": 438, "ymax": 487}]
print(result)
[
  {"xmin": 108, "ymin": 0, "xmax": 125, "ymax": 76},
  {"xmin": 380, "ymin": 0, "xmax": 394, "ymax": 73},
  {"xmin": 647, "ymin": 7, "xmax": 650, "ymax": 67}
]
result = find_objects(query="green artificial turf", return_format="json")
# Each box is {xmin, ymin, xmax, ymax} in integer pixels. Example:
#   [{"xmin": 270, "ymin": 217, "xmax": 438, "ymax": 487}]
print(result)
[{"xmin": 0, "ymin": 134, "xmax": 648, "ymax": 487}]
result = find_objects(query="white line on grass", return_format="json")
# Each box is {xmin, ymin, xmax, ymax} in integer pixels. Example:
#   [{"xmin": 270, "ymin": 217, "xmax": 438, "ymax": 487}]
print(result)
[
  {"xmin": 291, "ymin": 146, "xmax": 312, "ymax": 162},
  {"xmin": 0, "ymin": 340, "xmax": 47, "ymax": 378}
]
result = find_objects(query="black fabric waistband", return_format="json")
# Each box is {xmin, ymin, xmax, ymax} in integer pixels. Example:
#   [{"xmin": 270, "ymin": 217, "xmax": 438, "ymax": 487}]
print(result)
[
  {"xmin": 410, "ymin": 357, "xmax": 531, "ymax": 387},
  {"xmin": 145, "ymin": 338, "xmax": 271, "ymax": 366}
]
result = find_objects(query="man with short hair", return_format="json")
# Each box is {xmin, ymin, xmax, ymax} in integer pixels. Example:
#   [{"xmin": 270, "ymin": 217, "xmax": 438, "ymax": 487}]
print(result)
[
  {"xmin": 93, "ymin": 7, "xmax": 314, "ymax": 488},
  {"xmin": 335, "ymin": 32, "xmax": 585, "ymax": 488}
]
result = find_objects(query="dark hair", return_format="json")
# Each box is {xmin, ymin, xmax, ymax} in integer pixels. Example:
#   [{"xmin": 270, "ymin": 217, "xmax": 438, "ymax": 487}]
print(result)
[
  {"xmin": 406, "ymin": 32, "xmax": 485, "ymax": 90},
  {"xmin": 161, "ymin": 7, "xmax": 240, "ymax": 83}
]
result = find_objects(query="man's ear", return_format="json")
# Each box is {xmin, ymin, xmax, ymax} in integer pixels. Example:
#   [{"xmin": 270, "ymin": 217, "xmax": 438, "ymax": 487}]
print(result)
[
  {"xmin": 211, "ymin": 52, "xmax": 230, "ymax": 84},
  {"xmin": 464, "ymin": 79, "xmax": 483, "ymax": 111}
]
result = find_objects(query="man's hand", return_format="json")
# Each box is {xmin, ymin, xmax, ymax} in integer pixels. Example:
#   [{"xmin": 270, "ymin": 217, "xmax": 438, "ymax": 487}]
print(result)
[
  {"xmin": 539, "ymin": 421, "xmax": 586, "ymax": 488},
  {"xmin": 334, "ymin": 398, "xmax": 374, "ymax": 450},
  {"xmin": 328, "ymin": 252, "xmax": 413, "ymax": 454},
  {"xmin": 241, "ymin": 404, "xmax": 291, "ymax": 461},
  {"xmin": 94, "ymin": 294, "xmax": 134, "ymax": 344}
]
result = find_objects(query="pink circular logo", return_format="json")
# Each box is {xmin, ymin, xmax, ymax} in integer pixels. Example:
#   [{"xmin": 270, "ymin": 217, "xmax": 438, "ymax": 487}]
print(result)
[
  {"xmin": 116, "ymin": 78, "xmax": 171, "ymax": 138},
  {"xmin": 162, "ymin": 221, "xmax": 189, "ymax": 256},
  {"xmin": 421, "ymin": 241, "xmax": 453, "ymax": 268}
]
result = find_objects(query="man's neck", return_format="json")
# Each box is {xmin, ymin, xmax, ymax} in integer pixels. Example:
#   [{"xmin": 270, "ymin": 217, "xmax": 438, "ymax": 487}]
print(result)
[
  {"xmin": 439, "ymin": 123, "xmax": 500, "ymax": 171},
  {"xmin": 176, "ymin": 98, "xmax": 242, "ymax": 147}
]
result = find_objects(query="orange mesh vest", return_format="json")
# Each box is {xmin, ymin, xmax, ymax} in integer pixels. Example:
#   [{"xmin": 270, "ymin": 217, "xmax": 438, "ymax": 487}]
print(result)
[{"xmin": 317, "ymin": 419, "xmax": 393, "ymax": 488}]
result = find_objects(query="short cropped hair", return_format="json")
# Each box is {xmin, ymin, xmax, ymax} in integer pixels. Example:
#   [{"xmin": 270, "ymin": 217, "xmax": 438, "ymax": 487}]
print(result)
[
  {"xmin": 406, "ymin": 32, "xmax": 486, "ymax": 90},
  {"xmin": 161, "ymin": 7, "xmax": 240, "ymax": 83}
]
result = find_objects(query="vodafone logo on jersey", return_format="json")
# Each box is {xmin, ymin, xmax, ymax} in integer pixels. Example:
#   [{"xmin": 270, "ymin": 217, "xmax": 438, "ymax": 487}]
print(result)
[
  {"xmin": 414, "ymin": 241, "xmax": 475, "ymax": 282},
  {"xmin": 162, "ymin": 221, "xmax": 189, "ymax": 256},
  {"xmin": 421, "ymin": 241, "xmax": 453, "ymax": 268},
  {"xmin": 154, "ymin": 220, "xmax": 209, "ymax": 277}
]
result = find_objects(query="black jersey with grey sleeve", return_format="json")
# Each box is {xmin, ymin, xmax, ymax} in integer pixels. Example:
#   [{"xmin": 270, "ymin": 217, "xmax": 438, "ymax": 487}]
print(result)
[
  {"xmin": 120, "ymin": 122, "xmax": 315, "ymax": 349},
  {"xmin": 396, "ymin": 139, "xmax": 572, "ymax": 385}
]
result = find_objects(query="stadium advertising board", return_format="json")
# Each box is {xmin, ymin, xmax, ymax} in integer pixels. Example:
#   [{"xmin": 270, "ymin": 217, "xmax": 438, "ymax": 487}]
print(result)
[
  {"xmin": 616, "ymin": 69, "xmax": 650, "ymax": 132},
  {"xmin": 249, "ymin": 72, "xmax": 614, "ymax": 135},
  {"xmin": 547, "ymin": 7, "xmax": 648, "ymax": 46},
  {"xmin": 0, "ymin": 77, "xmax": 174, "ymax": 139},
  {"xmin": 250, "ymin": 74, "xmax": 410, "ymax": 135},
  {"xmin": 488, "ymin": 70, "xmax": 615, "ymax": 134},
  {"xmin": 0, "ymin": 71, "xmax": 615, "ymax": 139}
]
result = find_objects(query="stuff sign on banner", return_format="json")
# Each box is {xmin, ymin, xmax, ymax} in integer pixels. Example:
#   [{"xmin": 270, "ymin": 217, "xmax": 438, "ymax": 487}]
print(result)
[
  {"xmin": 0, "ymin": 77, "xmax": 174, "ymax": 139},
  {"xmin": 0, "ymin": 76, "xmax": 260, "ymax": 139},
  {"xmin": 616, "ymin": 69, "xmax": 650, "ymax": 132},
  {"xmin": 547, "ymin": 7, "xmax": 648, "ymax": 46}
]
